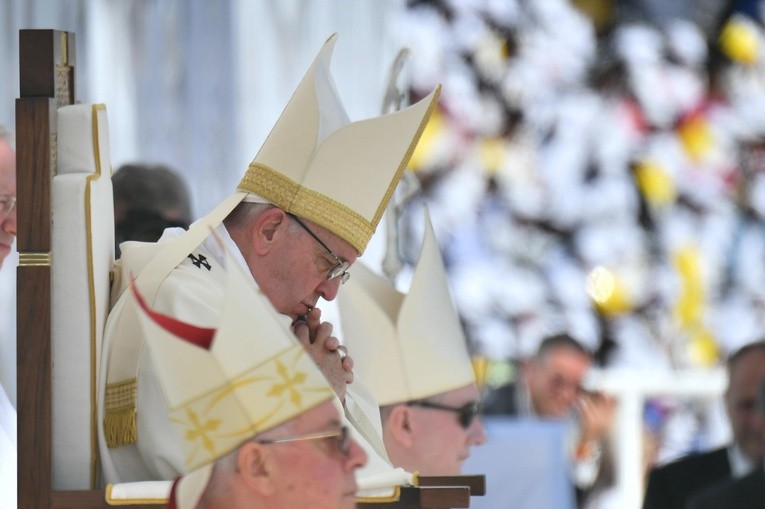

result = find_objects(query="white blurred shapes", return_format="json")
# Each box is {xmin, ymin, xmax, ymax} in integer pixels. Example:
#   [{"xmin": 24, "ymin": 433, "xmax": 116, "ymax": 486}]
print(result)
[
  {"xmin": 711, "ymin": 291, "xmax": 763, "ymax": 354},
  {"xmin": 749, "ymin": 171, "xmax": 765, "ymax": 217},
  {"xmin": 665, "ymin": 19, "xmax": 708, "ymax": 69},
  {"xmin": 608, "ymin": 314, "xmax": 672, "ymax": 369},
  {"xmin": 564, "ymin": 308, "xmax": 600, "ymax": 352},
  {"xmin": 472, "ymin": 29, "xmax": 508, "ymax": 85},
  {"xmin": 592, "ymin": 98, "xmax": 646, "ymax": 178},
  {"xmin": 545, "ymin": 252, "xmax": 591, "ymax": 309},
  {"xmin": 615, "ymin": 24, "xmax": 679, "ymax": 128},
  {"xmin": 472, "ymin": 318, "xmax": 516, "ymax": 359},
  {"xmin": 527, "ymin": 0, "xmax": 596, "ymax": 81},
  {"xmin": 493, "ymin": 129, "xmax": 546, "ymax": 219},
  {"xmin": 575, "ymin": 221, "xmax": 647, "ymax": 270},
  {"xmin": 428, "ymin": 165, "xmax": 484, "ymax": 228},
  {"xmin": 393, "ymin": 6, "xmax": 450, "ymax": 92},
  {"xmin": 449, "ymin": 5, "xmax": 490, "ymax": 54},
  {"xmin": 583, "ymin": 174, "xmax": 640, "ymax": 223},
  {"xmin": 484, "ymin": 0, "xmax": 521, "ymax": 27},
  {"xmin": 537, "ymin": 93, "xmax": 601, "ymax": 228}
]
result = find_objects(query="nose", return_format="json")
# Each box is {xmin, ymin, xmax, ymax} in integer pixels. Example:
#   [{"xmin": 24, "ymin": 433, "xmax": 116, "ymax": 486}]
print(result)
[
  {"xmin": 469, "ymin": 417, "xmax": 487, "ymax": 446},
  {"xmin": 317, "ymin": 277, "xmax": 342, "ymax": 301},
  {"xmin": 345, "ymin": 437, "xmax": 368, "ymax": 471},
  {"xmin": 1, "ymin": 208, "xmax": 16, "ymax": 237}
]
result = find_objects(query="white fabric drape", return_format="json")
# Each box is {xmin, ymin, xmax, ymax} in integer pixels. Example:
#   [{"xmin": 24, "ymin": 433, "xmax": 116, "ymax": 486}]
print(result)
[{"xmin": 0, "ymin": 381, "xmax": 17, "ymax": 508}]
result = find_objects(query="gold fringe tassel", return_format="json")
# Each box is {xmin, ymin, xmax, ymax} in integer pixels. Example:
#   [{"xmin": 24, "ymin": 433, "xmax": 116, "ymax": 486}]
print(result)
[
  {"xmin": 104, "ymin": 408, "xmax": 137, "ymax": 448},
  {"xmin": 104, "ymin": 378, "xmax": 138, "ymax": 448}
]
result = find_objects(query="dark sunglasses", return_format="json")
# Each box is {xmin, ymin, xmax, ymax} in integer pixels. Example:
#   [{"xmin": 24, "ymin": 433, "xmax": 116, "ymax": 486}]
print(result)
[{"xmin": 407, "ymin": 400, "xmax": 481, "ymax": 429}]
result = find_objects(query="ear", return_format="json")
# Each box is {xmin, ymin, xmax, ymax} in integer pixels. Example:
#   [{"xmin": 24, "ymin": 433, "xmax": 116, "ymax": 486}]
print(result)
[
  {"xmin": 387, "ymin": 405, "xmax": 415, "ymax": 448},
  {"xmin": 237, "ymin": 441, "xmax": 277, "ymax": 496},
  {"xmin": 251, "ymin": 207, "xmax": 287, "ymax": 256}
]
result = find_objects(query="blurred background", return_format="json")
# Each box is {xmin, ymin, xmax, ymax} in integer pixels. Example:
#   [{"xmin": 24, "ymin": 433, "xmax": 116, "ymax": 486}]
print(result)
[{"xmin": 3, "ymin": 0, "xmax": 765, "ymax": 507}]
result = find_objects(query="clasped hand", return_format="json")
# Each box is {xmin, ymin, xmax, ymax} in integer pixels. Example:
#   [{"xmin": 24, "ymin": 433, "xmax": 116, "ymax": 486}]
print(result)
[{"xmin": 292, "ymin": 307, "xmax": 354, "ymax": 401}]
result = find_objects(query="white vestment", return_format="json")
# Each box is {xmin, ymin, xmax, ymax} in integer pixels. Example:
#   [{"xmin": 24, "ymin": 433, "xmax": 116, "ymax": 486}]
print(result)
[
  {"xmin": 0, "ymin": 382, "xmax": 16, "ymax": 508},
  {"xmin": 98, "ymin": 225, "xmax": 389, "ymax": 482}
]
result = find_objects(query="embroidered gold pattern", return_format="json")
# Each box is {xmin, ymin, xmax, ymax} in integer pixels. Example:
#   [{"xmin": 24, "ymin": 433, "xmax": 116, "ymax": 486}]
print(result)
[
  {"xmin": 170, "ymin": 346, "xmax": 332, "ymax": 470},
  {"xmin": 238, "ymin": 164, "xmax": 372, "ymax": 253},
  {"xmin": 267, "ymin": 359, "xmax": 308, "ymax": 406}
]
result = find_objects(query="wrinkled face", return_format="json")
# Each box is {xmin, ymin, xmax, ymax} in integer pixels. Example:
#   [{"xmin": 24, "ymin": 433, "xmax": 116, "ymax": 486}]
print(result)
[
  {"xmin": 526, "ymin": 347, "xmax": 590, "ymax": 418},
  {"xmin": 399, "ymin": 383, "xmax": 486, "ymax": 475},
  {"xmin": 260, "ymin": 215, "xmax": 358, "ymax": 320},
  {"xmin": 267, "ymin": 401, "xmax": 367, "ymax": 509},
  {"xmin": 725, "ymin": 349, "xmax": 765, "ymax": 463},
  {"xmin": 0, "ymin": 139, "xmax": 16, "ymax": 268}
]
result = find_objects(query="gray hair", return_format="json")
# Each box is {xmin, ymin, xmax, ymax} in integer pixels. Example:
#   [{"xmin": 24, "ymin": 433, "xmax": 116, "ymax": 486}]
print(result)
[{"xmin": 223, "ymin": 201, "xmax": 302, "ymax": 237}]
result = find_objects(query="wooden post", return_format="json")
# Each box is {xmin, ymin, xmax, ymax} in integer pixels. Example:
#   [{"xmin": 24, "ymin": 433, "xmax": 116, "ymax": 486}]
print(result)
[{"xmin": 16, "ymin": 29, "xmax": 72, "ymax": 509}]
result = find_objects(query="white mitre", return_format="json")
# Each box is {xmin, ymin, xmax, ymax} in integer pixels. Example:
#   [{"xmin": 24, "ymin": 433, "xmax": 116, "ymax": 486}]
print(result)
[
  {"xmin": 131, "ymin": 253, "xmax": 335, "ymax": 472},
  {"xmin": 237, "ymin": 33, "xmax": 440, "ymax": 254},
  {"xmin": 339, "ymin": 210, "xmax": 475, "ymax": 405}
]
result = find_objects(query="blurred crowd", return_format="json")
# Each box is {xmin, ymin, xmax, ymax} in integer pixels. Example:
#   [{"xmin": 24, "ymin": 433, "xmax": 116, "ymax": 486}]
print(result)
[
  {"xmin": 389, "ymin": 0, "xmax": 765, "ymax": 478},
  {"xmin": 395, "ymin": 0, "xmax": 765, "ymax": 370}
]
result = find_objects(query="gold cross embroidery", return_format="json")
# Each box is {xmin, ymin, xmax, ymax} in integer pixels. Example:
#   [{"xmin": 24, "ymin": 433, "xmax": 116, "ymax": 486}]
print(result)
[
  {"xmin": 181, "ymin": 407, "xmax": 222, "ymax": 457},
  {"xmin": 267, "ymin": 360, "xmax": 308, "ymax": 407}
]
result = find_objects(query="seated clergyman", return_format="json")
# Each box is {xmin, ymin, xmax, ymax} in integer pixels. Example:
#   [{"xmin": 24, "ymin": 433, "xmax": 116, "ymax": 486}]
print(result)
[
  {"xmin": 339, "ymin": 210, "xmax": 486, "ymax": 475},
  {"xmin": 131, "ymin": 250, "xmax": 367, "ymax": 509},
  {"xmin": 98, "ymin": 33, "xmax": 439, "ymax": 484}
]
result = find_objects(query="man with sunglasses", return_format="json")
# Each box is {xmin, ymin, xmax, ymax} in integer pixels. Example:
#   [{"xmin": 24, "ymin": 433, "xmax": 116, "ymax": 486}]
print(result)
[
  {"xmin": 98, "ymin": 34, "xmax": 439, "ymax": 484},
  {"xmin": 483, "ymin": 333, "xmax": 616, "ymax": 507},
  {"xmin": 338, "ymin": 212, "xmax": 486, "ymax": 475},
  {"xmin": 129, "ymin": 250, "xmax": 367, "ymax": 509}
]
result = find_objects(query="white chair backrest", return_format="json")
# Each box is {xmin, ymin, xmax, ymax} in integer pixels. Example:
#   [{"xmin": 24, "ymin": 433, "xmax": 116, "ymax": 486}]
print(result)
[{"xmin": 51, "ymin": 103, "xmax": 114, "ymax": 489}]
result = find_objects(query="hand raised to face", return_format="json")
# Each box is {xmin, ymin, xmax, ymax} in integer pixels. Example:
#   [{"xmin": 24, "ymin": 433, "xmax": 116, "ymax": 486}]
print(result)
[{"xmin": 293, "ymin": 307, "xmax": 354, "ymax": 401}]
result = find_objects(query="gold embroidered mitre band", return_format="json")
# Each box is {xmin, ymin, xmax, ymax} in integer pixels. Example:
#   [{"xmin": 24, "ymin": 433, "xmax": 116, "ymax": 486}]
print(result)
[
  {"xmin": 237, "ymin": 34, "xmax": 441, "ymax": 254},
  {"xmin": 131, "ymin": 254, "xmax": 334, "ymax": 471},
  {"xmin": 338, "ymin": 209, "xmax": 475, "ymax": 405}
]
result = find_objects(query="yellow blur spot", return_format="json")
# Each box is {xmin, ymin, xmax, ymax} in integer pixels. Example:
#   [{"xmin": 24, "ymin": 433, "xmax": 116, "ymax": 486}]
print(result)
[
  {"xmin": 409, "ymin": 108, "xmax": 445, "ymax": 172},
  {"xmin": 634, "ymin": 160, "xmax": 676, "ymax": 207},
  {"xmin": 677, "ymin": 115, "xmax": 714, "ymax": 161},
  {"xmin": 587, "ymin": 266, "xmax": 632, "ymax": 315},
  {"xmin": 688, "ymin": 329, "xmax": 719, "ymax": 367},
  {"xmin": 719, "ymin": 16, "xmax": 759, "ymax": 65},
  {"xmin": 673, "ymin": 246, "xmax": 704, "ymax": 328},
  {"xmin": 471, "ymin": 356, "xmax": 490, "ymax": 390},
  {"xmin": 672, "ymin": 246, "xmax": 719, "ymax": 367},
  {"xmin": 479, "ymin": 138, "xmax": 506, "ymax": 175}
]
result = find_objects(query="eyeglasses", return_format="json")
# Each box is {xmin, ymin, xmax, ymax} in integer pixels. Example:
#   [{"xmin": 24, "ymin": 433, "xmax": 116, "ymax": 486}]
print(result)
[
  {"xmin": 0, "ymin": 196, "xmax": 15, "ymax": 219},
  {"xmin": 407, "ymin": 400, "xmax": 481, "ymax": 429},
  {"xmin": 287, "ymin": 213, "xmax": 350, "ymax": 284},
  {"xmin": 256, "ymin": 425, "xmax": 351, "ymax": 457}
]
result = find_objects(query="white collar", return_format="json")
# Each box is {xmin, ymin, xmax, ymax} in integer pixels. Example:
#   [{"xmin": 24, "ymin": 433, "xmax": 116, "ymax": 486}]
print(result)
[
  {"xmin": 728, "ymin": 443, "xmax": 756, "ymax": 478},
  {"xmin": 200, "ymin": 223, "xmax": 252, "ymax": 278}
]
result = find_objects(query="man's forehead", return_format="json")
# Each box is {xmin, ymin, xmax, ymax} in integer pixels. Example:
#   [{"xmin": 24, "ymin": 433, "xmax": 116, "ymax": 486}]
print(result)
[
  {"xmin": 438, "ymin": 383, "xmax": 480, "ymax": 402},
  {"xmin": 729, "ymin": 354, "xmax": 765, "ymax": 390},
  {"xmin": 295, "ymin": 400, "xmax": 341, "ymax": 426},
  {"xmin": 542, "ymin": 346, "xmax": 590, "ymax": 365}
]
